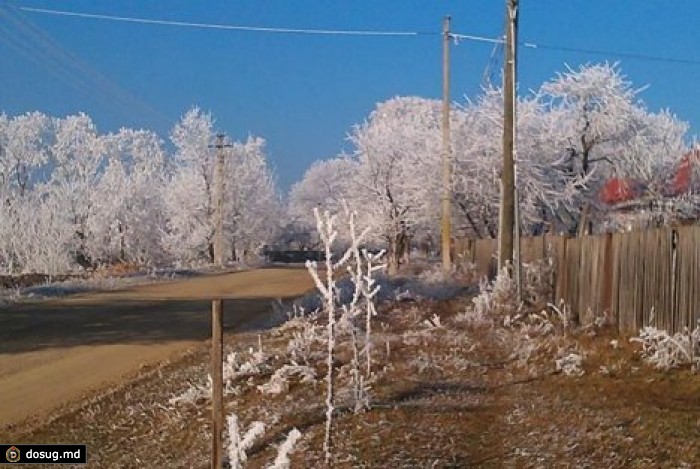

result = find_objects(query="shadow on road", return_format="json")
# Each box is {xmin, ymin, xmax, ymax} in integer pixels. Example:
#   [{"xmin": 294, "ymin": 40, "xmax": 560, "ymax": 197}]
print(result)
[{"xmin": 0, "ymin": 296, "xmax": 297, "ymax": 355}]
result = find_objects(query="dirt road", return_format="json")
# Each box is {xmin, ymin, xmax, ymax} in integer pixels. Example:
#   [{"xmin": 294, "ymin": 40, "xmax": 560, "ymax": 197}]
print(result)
[{"xmin": 0, "ymin": 268, "xmax": 315, "ymax": 430}]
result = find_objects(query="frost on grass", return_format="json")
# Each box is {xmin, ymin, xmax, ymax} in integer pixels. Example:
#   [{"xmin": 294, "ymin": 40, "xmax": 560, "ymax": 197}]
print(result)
[
  {"xmin": 169, "ymin": 346, "xmax": 270, "ymax": 405},
  {"xmin": 422, "ymin": 314, "xmax": 443, "ymax": 329},
  {"xmin": 227, "ymin": 413, "xmax": 265, "ymax": 469},
  {"xmin": 167, "ymin": 380, "xmax": 210, "ymax": 406},
  {"xmin": 268, "ymin": 428, "xmax": 302, "ymax": 469},
  {"xmin": 630, "ymin": 325, "xmax": 700, "ymax": 371},
  {"xmin": 223, "ymin": 347, "xmax": 270, "ymax": 394},
  {"xmin": 555, "ymin": 352, "xmax": 585, "ymax": 376},
  {"xmin": 458, "ymin": 259, "xmax": 556, "ymax": 328},
  {"xmin": 257, "ymin": 364, "xmax": 317, "ymax": 395}
]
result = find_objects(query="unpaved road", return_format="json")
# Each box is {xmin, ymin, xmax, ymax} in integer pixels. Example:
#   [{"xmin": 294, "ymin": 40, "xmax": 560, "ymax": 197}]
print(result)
[{"xmin": 0, "ymin": 268, "xmax": 315, "ymax": 430}]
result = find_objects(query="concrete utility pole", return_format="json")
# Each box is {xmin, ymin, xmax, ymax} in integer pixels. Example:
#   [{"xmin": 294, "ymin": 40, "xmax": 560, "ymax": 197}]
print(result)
[
  {"xmin": 210, "ymin": 134, "xmax": 233, "ymax": 268},
  {"xmin": 498, "ymin": 0, "xmax": 518, "ymax": 271},
  {"xmin": 441, "ymin": 16, "xmax": 453, "ymax": 273}
]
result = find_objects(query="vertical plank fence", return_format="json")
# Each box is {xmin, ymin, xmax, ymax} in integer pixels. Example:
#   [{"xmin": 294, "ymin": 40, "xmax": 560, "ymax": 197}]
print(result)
[{"xmin": 454, "ymin": 225, "xmax": 700, "ymax": 335}]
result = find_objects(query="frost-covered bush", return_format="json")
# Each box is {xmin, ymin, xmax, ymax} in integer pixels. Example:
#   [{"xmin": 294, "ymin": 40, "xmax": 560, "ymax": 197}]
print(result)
[
  {"xmin": 223, "ymin": 347, "xmax": 270, "ymax": 394},
  {"xmin": 303, "ymin": 204, "xmax": 385, "ymax": 464},
  {"xmin": 630, "ymin": 325, "xmax": 700, "ymax": 371},
  {"xmin": 469, "ymin": 266, "xmax": 519, "ymax": 318},
  {"xmin": 169, "ymin": 346, "xmax": 270, "ymax": 405},
  {"xmin": 286, "ymin": 319, "xmax": 323, "ymax": 365},
  {"xmin": 555, "ymin": 352, "xmax": 585, "ymax": 376},
  {"xmin": 522, "ymin": 258, "xmax": 555, "ymax": 307},
  {"xmin": 454, "ymin": 306, "xmax": 494, "ymax": 329},
  {"xmin": 168, "ymin": 380, "xmax": 210, "ymax": 406}
]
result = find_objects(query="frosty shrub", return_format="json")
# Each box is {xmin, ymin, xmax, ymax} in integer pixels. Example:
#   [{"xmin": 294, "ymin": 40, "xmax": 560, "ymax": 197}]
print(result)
[
  {"xmin": 454, "ymin": 305, "xmax": 494, "ymax": 329},
  {"xmin": 522, "ymin": 258, "xmax": 555, "ymax": 308},
  {"xmin": 304, "ymin": 204, "xmax": 385, "ymax": 464},
  {"xmin": 630, "ymin": 325, "xmax": 700, "ymax": 371},
  {"xmin": 555, "ymin": 352, "xmax": 585, "ymax": 376},
  {"xmin": 417, "ymin": 264, "xmax": 454, "ymax": 284},
  {"xmin": 469, "ymin": 266, "xmax": 519, "ymax": 319},
  {"xmin": 169, "ymin": 346, "xmax": 270, "ymax": 405}
]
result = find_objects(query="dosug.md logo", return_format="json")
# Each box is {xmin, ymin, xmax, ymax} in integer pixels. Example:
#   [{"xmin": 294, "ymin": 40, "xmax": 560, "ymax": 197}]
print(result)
[{"xmin": 5, "ymin": 445, "xmax": 20, "ymax": 463}]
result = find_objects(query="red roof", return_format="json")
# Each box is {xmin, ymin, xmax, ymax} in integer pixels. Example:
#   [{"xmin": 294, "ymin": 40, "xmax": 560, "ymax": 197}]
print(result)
[
  {"xmin": 669, "ymin": 148, "xmax": 700, "ymax": 196},
  {"xmin": 599, "ymin": 148, "xmax": 700, "ymax": 205},
  {"xmin": 599, "ymin": 177, "xmax": 637, "ymax": 205}
]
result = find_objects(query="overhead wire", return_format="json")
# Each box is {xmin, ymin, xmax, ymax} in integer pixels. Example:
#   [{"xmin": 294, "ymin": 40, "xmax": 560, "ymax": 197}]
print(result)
[
  {"xmin": 0, "ymin": 5, "xmax": 173, "ymax": 128},
  {"xmin": 16, "ymin": 5, "xmax": 436, "ymax": 37},
  {"xmin": 12, "ymin": 5, "xmax": 700, "ymax": 66}
]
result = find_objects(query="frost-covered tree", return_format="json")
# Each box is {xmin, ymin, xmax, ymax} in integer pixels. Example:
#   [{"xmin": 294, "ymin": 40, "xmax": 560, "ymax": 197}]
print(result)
[
  {"xmin": 451, "ymin": 64, "xmax": 689, "ymax": 236},
  {"xmin": 88, "ymin": 128, "xmax": 168, "ymax": 264},
  {"xmin": 283, "ymin": 156, "xmax": 357, "ymax": 250},
  {"xmin": 47, "ymin": 113, "xmax": 107, "ymax": 268},
  {"xmin": 452, "ymin": 86, "xmax": 585, "ymax": 238},
  {"xmin": 539, "ymin": 63, "xmax": 689, "ymax": 230},
  {"xmin": 0, "ymin": 112, "xmax": 53, "ymax": 272},
  {"xmin": 346, "ymin": 97, "xmax": 443, "ymax": 274},
  {"xmin": 224, "ymin": 136, "xmax": 280, "ymax": 262},
  {"xmin": 162, "ymin": 107, "xmax": 280, "ymax": 265},
  {"xmin": 288, "ymin": 156, "xmax": 356, "ymax": 230}
]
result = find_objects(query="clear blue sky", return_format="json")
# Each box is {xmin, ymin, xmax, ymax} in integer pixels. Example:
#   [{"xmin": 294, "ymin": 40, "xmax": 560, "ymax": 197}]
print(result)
[{"xmin": 1, "ymin": 1, "xmax": 699, "ymax": 191}]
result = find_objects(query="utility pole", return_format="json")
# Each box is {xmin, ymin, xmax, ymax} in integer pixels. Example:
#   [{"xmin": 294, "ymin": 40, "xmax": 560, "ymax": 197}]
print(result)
[
  {"xmin": 209, "ymin": 134, "xmax": 233, "ymax": 268},
  {"xmin": 441, "ymin": 15, "xmax": 453, "ymax": 273},
  {"xmin": 499, "ymin": 0, "xmax": 518, "ymax": 272}
]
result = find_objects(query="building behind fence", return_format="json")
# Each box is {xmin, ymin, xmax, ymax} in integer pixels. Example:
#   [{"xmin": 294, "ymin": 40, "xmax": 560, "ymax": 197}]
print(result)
[{"xmin": 454, "ymin": 226, "xmax": 700, "ymax": 334}]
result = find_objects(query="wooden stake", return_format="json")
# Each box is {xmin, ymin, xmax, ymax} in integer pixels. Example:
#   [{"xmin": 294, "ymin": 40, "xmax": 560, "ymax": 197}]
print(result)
[{"xmin": 211, "ymin": 299, "xmax": 224, "ymax": 469}]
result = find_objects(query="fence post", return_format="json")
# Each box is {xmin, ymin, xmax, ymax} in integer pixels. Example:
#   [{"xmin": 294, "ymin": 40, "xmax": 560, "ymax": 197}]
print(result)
[
  {"xmin": 555, "ymin": 235, "xmax": 569, "ymax": 307},
  {"xmin": 602, "ymin": 232, "xmax": 614, "ymax": 326},
  {"xmin": 211, "ymin": 299, "xmax": 224, "ymax": 469}
]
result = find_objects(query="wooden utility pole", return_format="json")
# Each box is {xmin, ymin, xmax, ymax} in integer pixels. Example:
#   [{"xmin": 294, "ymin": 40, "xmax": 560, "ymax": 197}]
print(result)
[
  {"xmin": 498, "ymin": 0, "xmax": 518, "ymax": 270},
  {"xmin": 210, "ymin": 134, "xmax": 232, "ymax": 268},
  {"xmin": 441, "ymin": 16, "xmax": 453, "ymax": 273},
  {"xmin": 210, "ymin": 299, "xmax": 224, "ymax": 469}
]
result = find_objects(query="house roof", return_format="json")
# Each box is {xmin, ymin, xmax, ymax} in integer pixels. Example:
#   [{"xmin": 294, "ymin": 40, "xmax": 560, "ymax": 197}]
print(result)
[{"xmin": 599, "ymin": 147, "xmax": 700, "ymax": 205}]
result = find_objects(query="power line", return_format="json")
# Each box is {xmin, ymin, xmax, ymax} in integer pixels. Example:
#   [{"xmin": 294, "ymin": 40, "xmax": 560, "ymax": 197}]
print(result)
[
  {"xmin": 0, "ymin": 5, "xmax": 173, "ymax": 127},
  {"xmin": 13, "ymin": 4, "xmax": 700, "ymax": 66},
  {"xmin": 16, "ymin": 5, "xmax": 435, "ymax": 37},
  {"xmin": 525, "ymin": 42, "xmax": 700, "ymax": 66}
]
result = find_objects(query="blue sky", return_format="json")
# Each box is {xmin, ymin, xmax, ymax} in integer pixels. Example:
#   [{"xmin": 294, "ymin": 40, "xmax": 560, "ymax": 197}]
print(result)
[{"xmin": 1, "ymin": 1, "xmax": 699, "ymax": 191}]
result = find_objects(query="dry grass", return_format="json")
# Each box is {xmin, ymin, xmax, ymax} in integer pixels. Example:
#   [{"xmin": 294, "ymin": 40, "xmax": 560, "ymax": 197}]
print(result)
[{"xmin": 7, "ymin": 291, "xmax": 700, "ymax": 468}]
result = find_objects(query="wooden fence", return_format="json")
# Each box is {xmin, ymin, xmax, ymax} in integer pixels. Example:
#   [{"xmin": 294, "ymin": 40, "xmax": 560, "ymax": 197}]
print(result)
[{"xmin": 454, "ymin": 226, "xmax": 700, "ymax": 334}]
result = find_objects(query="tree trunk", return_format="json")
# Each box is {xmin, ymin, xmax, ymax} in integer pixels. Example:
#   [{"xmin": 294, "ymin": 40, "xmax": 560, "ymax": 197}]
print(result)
[{"xmin": 387, "ymin": 236, "xmax": 399, "ymax": 276}]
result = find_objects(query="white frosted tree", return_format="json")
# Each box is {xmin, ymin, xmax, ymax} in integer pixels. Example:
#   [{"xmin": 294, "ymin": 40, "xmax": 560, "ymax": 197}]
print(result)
[
  {"xmin": 451, "ymin": 64, "xmax": 689, "ymax": 237},
  {"xmin": 88, "ymin": 128, "xmax": 168, "ymax": 264},
  {"xmin": 162, "ymin": 107, "xmax": 216, "ymax": 262},
  {"xmin": 288, "ymin": 156, "xmax": 356, "ymax": 231},
  {"xmin": 0, "ymin": 112, "xmax": 53, "ymax": 272},
  {"xmin": 539, "ymin": 62, "xmax": 690, "ymax": 231},
  {"xmin": 163, "ymin": 107, "xmax": 280, "ymax": 265},
  {"xmin": 224, "ymin": 136, "xmax": 280, "ymax": 263},
  {"xmin": 346, "ymin": 96, "xmax": 443, "ymax": 274},
  {"xmin": 47, "ymin": 113, "xmax": 107, "ymax": 268},
  {"xmin": 283, "ymin": 156, "xmax": 357, "ymax": 250}
]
